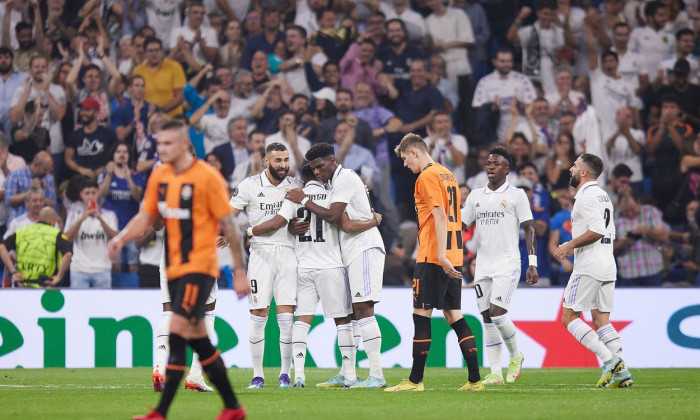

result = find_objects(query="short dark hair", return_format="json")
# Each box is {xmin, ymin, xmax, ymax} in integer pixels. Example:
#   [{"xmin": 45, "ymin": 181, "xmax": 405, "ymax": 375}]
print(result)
[
  {"xmin": 489, "ymin": 146, "xmax": 513, "ymax": 170},
  {"xmin": 661, "ymin": 93, "xmax": 680, "ymax": 107},
  {"xmin": 386, "ymin": 18, "xmax": 407, "ymax": 32},
  {"xmin": 305, "ymin": 143, "xmax": 335, "ymax": 162},
  {"xmin": 494, "ymin": 46, "xmax": 513, "ymax": 59},
  {"xmin": 83, "ymin": 64, "xmax": 101, "ymax": 76},
  {"xmin": 612, "ymin": 163, "xmax": 633, "ymax": 178},
  {"xmin": 248, "ymin": 130, "xmax": 265, "ymax": 142},
  {"xmin": 128, "ymin": 75, "xmax": 145, "ymax": 86},
  {"xmin": 676, "ymin": 28, "xmax": 694, "ymax": 41},
  {"xmin": 144, "ymin": 37, "xmax": 162, "ymax": 50},
  {"xmin": 336, "ymin": 88, "xmax": 353, "ymax": 100},
  {"xmin": 537, "ymin": 0, "xmax": 557, "ymax": 11},
  {"xmin": 287, "ymin": 24, "xmax": 307, "ymax": 39},
  {"xmin": 15, "ymin": 21, "xmax": 32, "ymax": 34},
  {"xmin": 266, "ymin": 142, "xmax": 288, "ymax": 155},
  {"xmin": 612, "ymin": 22, "xmax": 630, "ymax": 32},
  {"xmin": 290, "ymin": 93, "xmax": 308, "ymax": 104},
  {"xmin": 579, "ymin": 153, "xmax": 604, "ymax": 179},
  {"xmin": 316, "ymin": 7, "xmax": 334, "ymax": 22},
  {"xmin": 518, "ymin": 162, "xmax": 538, "ymax": 174},
  {"xmin": 81, "ymin": 179, "xmax": 99, "ymax": 191},
  {"xmin": 301, "ymin": 163, "xmax": 315, "ymax": 184},
  {"xmin": 601, "ymin": 50, "xmax": 619, "ymax": 63},
  {"xmin": 0, "ymin": 46, "xmax": 13, "ymax": 59},
  {"xmin": 644, "ymin": 1, "xmax": 664, "ymax": 18},
  {"xmin": 559, "ymin": 111, "xmax": 576, "ymax": 120},
  {"xmin": 323, "ymin": 61, "xmax": 339, "ymax": 72},
  {"xmin": 203, "ymin": 76, "xmax": 222, "ymax": 91}
]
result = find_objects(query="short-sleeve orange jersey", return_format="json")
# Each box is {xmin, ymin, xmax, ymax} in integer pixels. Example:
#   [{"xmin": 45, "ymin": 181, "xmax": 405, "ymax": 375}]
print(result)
[
  {"xmin": 415, "ymin": 163, "xmax": 463, "ymax": 266},
  {"xmin": 143, "ymin": 160, "xmax": 232, "ymax": 280}
]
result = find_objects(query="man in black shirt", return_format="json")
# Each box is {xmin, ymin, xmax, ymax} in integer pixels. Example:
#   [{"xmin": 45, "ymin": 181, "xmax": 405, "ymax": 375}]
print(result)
[{"xmin": 64, "ymin": 97, "xmax": 117, "ymax": 179}]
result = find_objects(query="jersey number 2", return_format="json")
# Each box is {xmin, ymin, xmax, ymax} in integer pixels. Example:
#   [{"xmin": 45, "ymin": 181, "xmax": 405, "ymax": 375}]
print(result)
[{"xmin": 297, "ymin": 208, "xmax": 325, "ymax": 243}]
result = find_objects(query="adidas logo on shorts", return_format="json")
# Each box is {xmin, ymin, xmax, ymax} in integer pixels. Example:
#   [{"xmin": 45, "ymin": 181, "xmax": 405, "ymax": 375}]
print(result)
[
  {"xmin": 476, "ymin": 203, "xmax": 480, "ymax": 207},
  {"xmin": 354, "ymin": 292, "xmax": 362, "ymax": 298},
  {"xmin": 495, "ymin": 296, "xmax": 502, "ymax": 302},
  {"xmin": 258, "ymin": 192, "xmax": 265, "ymax": 197}
]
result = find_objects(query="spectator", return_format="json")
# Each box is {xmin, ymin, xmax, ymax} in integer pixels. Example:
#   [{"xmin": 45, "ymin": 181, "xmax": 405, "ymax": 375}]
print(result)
[
  {"xmin": 624, "ymin": 0, "xmax": 652, "ymax": 31},
  {"xmin": 506, "ymin": 132, "xmax": 534, "ymax": 170},
  {"xmin": 425, "ymin": 0, "xmax": 475, "ymax": 132},
  {"xmin": 339, "ymin": 37, "xmax": 387, "ymax": 99},
  {"xmin": 378, "ymin": 18, "xmax": 425, "ymax": 92},
  {"xmin": 218, "ymin": 19, "xmax": 245, "ymax": 72},
  {"xmin": 145, "ymin": 0, "xmax": 182, "ymax": 51},
  {"xmin": 614, "ymin": 190, "xmax": 668, "ymax": 286},
  {"xmin": 112, "ymin": 75, "xmax": 156, "ymax": 156},
  {"xmin": 0, "ymin": 206, "xmax": 70, "ymax": 288},
  {"xmin": 65, "ymin": 179, "xmax": 117, "ymax": 289},
  {"xmin": 294, "ymin": 0, "xmax": 328, "ymax": 34},
  {"xmin": 647, "ymin": 94, "xmax": 693, "ymax": 221},
  {"xmin": 554, "ymin": 0, "xmax": 586, "ymax": 77},
  {"xmin": 507, "ymin": 1, "xmax": 570, "ymax": 96},
  {"xmin": 311, "ymin": 8, "xmax": 353, "ymax": 64},
  {"xmin": 545, "ymin": 131, "xmax": 575, "ymax": 196},
  {"xmin": 548, "ymin": 193, "xmax": 574, "ymax": 285},
  {"xmin": 656, "ymin": 29, "xmax": 698, "ymax": 87},
  {"xmin": 229, "ymin": 69, "xmax": 261, "ymax": 126},
  {"xmin": 518, "ymin": 161, "xmax": 550, "ymax": 222},
  {"xmin": 241, "ymin": 9, "xmax": 284, "ymax": 70},
  {"xmin": 169, "ymin": 1, "xmax": 218, "ymax": 64},
  {"xmin": 251, "ymin": 80, "xmax": 287, "ymax": 134},
  {"xmin": 136, "ymin": 112, "xmax": 168, "ymax": 177},
  {"xmin": 231, "ymin": 129, "xmax": 266, "ymax": 187},
  {"xmin": 64, "ymin": 97, "xmax": 118, "ymax": 180},
  {"xmin": 472, "ymin": 47, "xmax": 537, "ymax": 143},
  {"xmin": 457, "ymin": 0, "xmax": 491, "ymax": 84},
  {"xmin": 5, "ymin": 151, "xmax": 54, "ymax": 223},
  {"xmin": 190, "ymin": 90, "xmax": 233, "ymax": 154},
  {"xmin": 352, "ymin": 80, "xmax": 402, "ymax": 251},
  {"xmin": 426, "ymin": 54, "xmax": 459, "ymax": 114},
  {"xmin": 213, "ymin": 65, "xmax": 233, "ymax": 95},
  {"xmin": 133, "ymin": 38, "xmax": 186, "ymax": 118},
  {"xmin": 423, "ymin": 111, "xmax": 468, "ymax": 184},
  {"xmin": 629, "ymin": 1, "xmax": 676, "ymax": 78},
  {"xmin": 3, "ymin": 185, "xmax": 44, "ymax": 239},
  {"xmin": 250, "ymin": 50, "xmax": 273, "ymax": 92},
  {"xmin": 97, "ymin": 142, "xmax": 145, "ymax": 273},
  {"xmin": 182, "ymin": 66, "xmax": 220, "ymax": 158},
  {"xmin": 545, "ymin": 66, "xmax": 586, "ymax": 119},
  {"xmin": 610, "ymin": 22, "xmax": 648, "ymax": 95},
  {"xmin": 364, "ymin": 11, "xmax": 389, "ymax": 51},
  {"xmin": 605, "ymin": 107, "xmax": 646, "ymax": 187},
  {"xmin": 0, "ymin": 46, "xmax": 26, "ymax": 138},
  {"xmin": 395, "ymin": 59, "xmax": 443, "ymax": 137},
  {"xmin": 649, "ymin": 58, "xmax": 700, "ymax": 131},
  {"xmin": 379, "ymin": 0, "xmax": 427, "ymax": 42},
  {"xmin": 316, "ymin": 89, "xmax": 375, "ymax": 153},
  {"xmin": 585, "ymin": 21, "xmax": 642, "ymax": 136},
  {"xmin": 167, "ymin": 35, "xmax": 203, "ymax": 79},
  {"xmin": 9, "ymin": 55, "xmax": 67, "ymax": 174},
  {"xmin": 332, "ymin": 115, "xmax": 379, "ymax": 188},
  {"xmin": 10, "ymin": 99, "xmax": 49, "ymax": 164},
  {"xmin": 264, "ymin": 110, "xmax": 311, "ymax": 175},
  {"xmin": 0, "ymin": 133, "xmax": 25, "ymax": 237},
  {"xmin": 320, "ymin": 60, "xmax": 340, "ymax": 91},
  {"xmin": 118, "ymin": 33, "xmax": 146, "ymax": 76},
  {"xmin": 603, "ymin": 163, "xmax": 633, "ymax": 209},
  {"xmin": 243, "ymin": 9, "xmax": 262, "ymax": 37},
  {"xmin": 0, "ymin": 0, "xmax": 44, "ymax": 72},
  {"xmin": 668, "ymin": 199, "xmax": 700, "ymax": 286},
  {"xmin": 289, "ymin": 93, "xmax": 315, "ymax": 139},
  {"xmin": 212, "ymin": 117, "xmax": 249, "ymax": 181},
  {"xmin": 515, "ymin": 177, "xmax": 550, "ymax": 284}
]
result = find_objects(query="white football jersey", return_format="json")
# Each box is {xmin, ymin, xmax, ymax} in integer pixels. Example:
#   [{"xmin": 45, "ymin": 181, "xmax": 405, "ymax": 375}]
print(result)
[
  {"xmin": 461, "ymin": 182, "xmax": 533, "ymax": 279},
  {"xmin": 329, "ymin": 165, "xmax": 385, "ymax": 265},
  {"xmin": 229, "ymin": 171, "xmax": 302, "ymax": 248},
  {"xmin": 570, "ymin": 181, "xmax": 617, "ymax": 281},
  {"xmin": 278, "ymin": 181, "xmax": 343, "ymax": 270}
]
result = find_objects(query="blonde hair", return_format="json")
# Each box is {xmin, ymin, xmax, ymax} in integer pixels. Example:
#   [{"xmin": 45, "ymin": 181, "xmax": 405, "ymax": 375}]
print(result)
[{"xmin": 394, "ymin": 133, "xmax": 428, "ymax": 157}]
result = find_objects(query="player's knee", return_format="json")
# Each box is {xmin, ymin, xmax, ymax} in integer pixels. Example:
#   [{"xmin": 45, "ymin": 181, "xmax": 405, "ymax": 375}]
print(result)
[{"xmin": 487, "ymin": 306, "xmax": 506, "ymax": 319}]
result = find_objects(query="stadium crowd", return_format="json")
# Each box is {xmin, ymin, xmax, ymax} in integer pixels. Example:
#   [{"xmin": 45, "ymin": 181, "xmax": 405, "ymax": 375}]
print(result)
[{"xmin": 1, "ymin": 0, "xmax": 699, "ymax": 289}]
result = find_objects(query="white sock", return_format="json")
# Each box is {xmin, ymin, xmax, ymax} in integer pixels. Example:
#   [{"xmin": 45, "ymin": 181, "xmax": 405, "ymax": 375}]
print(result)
[
  {"xmin": 337, "ymin": 324, "xmax": 356, "ymax": 381},
  {"xmin": 483, "ymin": 322, "xmax": 503, "ymax": 376},
  {"xmin": 358, "ymin": 316, "xmax": 383, "ymax": 379},
  {"xmin": 567, "ymin": 319, "xmax": 612, "ymax": 363},
  {"xmin": 249, "ymin": 315, "xmax": 268, "ymax": 378},
  {"xmin": 278, "ymin": 313, "xmax": 294, "ymax": 377},
  {"xmin": 597, "ymin": 324, "xmax": 624, "ymax": 360},
  {"xmin": 346, "ymin": 320, "xmax": 360, "ymax": 376},
  {"xmin": 292, "ymin": 321, "xmax": 310, "ymax": 380},
  {"xmin": 492, "ymin": 314, "xmax": 519, "ymax": 359},
  {"xmin": 205, "ymin": 310, "xmax": 216, "ymax": 342},
  {"xmin": 154, "ymin": 311, "xmax": 172, "ymax": 374}
]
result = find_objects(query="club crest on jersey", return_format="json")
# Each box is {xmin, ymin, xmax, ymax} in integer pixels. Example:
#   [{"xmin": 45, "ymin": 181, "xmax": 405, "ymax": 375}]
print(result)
[
  {"xmin": 232, "ymin": 188, "xmax": 239, "ymax": 197},
  {"xmin": 500, "ymin": 200, "xmax": 507, "ymax": 208},
  {"xmin": 181, "ymin": 185, "xmax": 193, "ymax": 200}
]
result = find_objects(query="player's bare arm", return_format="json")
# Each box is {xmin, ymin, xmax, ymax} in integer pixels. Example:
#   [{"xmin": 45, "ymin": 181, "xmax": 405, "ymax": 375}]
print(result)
[
  {"xmin": 555, "ymin": 230, "xmax": 604, "ymax": 260},
  {"xmin": 286, "ymin": 188, "xmax": 348, "ymax": 224},
  {"xmin": 338, "ymin": 211, "xmax": 381, "ymax": 233},
  {"xmin": 252, "ymin": 214, "xmax": 289, "ymax": 236},
  {"xmin": 521, "ymin": 220, "xmax": 539, "ymax": 285},
  {"xmin": 217, "ymin": 207, "xmax": 241, "ymax": 248},
  {"xmin": 431, "ymin": 206, "xmax": 461, "ymax": 279},
  {"xmin": 108, "ymin": 210, "xmax": 157, "ymax": 260},
  {"xmin": 219, "ymin": 211, "xmax": 251, "ymax": 298}
]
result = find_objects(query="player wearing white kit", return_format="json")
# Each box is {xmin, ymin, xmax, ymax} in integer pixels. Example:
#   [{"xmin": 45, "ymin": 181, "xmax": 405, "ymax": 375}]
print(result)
[
  {"xmin": 554, "ymin": 153, "xmax": 632, "ymax": 388},
  {"xmin": 461, "ymin": 147, "xmax": 539, "ymax": 385},
  {"xmin": 286, "ymin": 144, "xmax": 387, "ymax": 389},
  {"xmin": 254, "ymin": 164, "xmax": 380, "ymax": 388},
  {"xmin": 229, "ymin": 142, "xmax": 302, "ymax": 389}
]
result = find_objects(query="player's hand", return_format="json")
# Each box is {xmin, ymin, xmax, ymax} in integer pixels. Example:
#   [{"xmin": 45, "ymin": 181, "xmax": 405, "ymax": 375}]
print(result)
[
  {"xmin": 216, "ymin": 235, "xmax": 229, "ymax": 248},
  {"xmin": 372, "ymin": 211, "xmax": 382, "ymax": 226},
  {"xmin": 525, "ymin": 266, "xmax": 539, "ymax": 284},
  {"xmin": 107, "ymin": 237, "xmax": 124, "ymax": 260},
  {"xmin": 554, "ymin": 241, "xmax": 574, "ymax": 260},
  {"xmin": 232, "ymin": 267, "xmax": 250, "ymax": 299},
  {"xmin": 438, "ymin": 256, "xmax": 462, "ymax": 279},
  {"xmin": 289, "ymin": 217, "xmax": 310, "ymax": 235},
  {"xmin": 285, "ymin": 188, "xmax": 305, "ymax": 204}
]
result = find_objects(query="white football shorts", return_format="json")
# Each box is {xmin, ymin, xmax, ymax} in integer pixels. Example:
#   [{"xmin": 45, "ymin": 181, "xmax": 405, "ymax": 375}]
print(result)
[
  {"xmin": 346, "ymin": 247, "xmax": 385, "ymax": 303},
  {"xmin": 247, "ymin": 244, "xmax": 298, "ymax": 310},
  {"xmin": 474, "ymin": 268, "xmax": 520, "ymax": 313},
  {"xmin": 296, "ymin": 267, "xmax": 351, "ymax": 318},
  {"xmin": 563, "ymin": 274, "xmax": 615, "ymax": 313}
]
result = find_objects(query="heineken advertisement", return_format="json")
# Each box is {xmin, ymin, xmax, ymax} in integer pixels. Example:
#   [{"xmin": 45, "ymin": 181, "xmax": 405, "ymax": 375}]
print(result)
[{"xmin": 0, "ymin": 289, "xmax": 699, "ymax": 369}]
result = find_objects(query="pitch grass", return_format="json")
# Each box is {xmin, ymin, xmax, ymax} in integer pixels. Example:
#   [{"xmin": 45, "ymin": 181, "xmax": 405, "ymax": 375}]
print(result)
[{"xmin": 1, "ymin": 368, "xmax": 699, "ymax": 419}]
